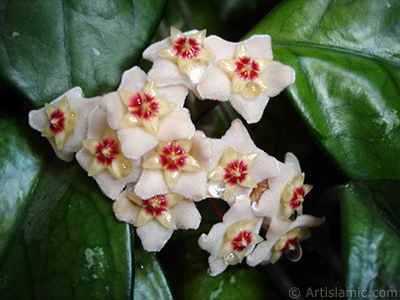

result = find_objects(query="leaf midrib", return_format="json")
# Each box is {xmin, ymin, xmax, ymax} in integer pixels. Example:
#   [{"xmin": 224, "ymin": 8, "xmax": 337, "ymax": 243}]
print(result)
[{"xmin": 271, "ymin": 40, "xmax": 400, "ymax": 68}]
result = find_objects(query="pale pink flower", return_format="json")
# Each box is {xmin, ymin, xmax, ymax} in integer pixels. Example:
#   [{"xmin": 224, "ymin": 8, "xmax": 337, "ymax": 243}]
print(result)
[
  {"xmin": 113, "ymin": 184, "xmax": 201, "ymax": 252},
  {"xmin": 197, "ymin": 35, "xmax": 295, "ymax": 124},
  {"xmin": 75, "ymin": 106, "xmax": 141, "ymax": 200},
  {"xmin": 198, "ymin": 195, "xmax": 263, "ymax": 276},
  {"xmin": 29, "ymin": 87, "xmax": 100, "ymax": 161}
]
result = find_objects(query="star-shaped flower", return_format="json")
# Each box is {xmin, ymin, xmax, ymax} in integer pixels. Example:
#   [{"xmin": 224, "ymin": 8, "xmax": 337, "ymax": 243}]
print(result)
[
  {"xmin": 76, "ymin": 106, "xmax": 141, "ymax": 200},
  {"xmin": 83, "ymin": 126, "xmax": 132, "ymax": 179},
  {"xmin": 119, "ymin": 79, "xmax": 176, "ymax": 135},
  {"xmin": 206, "ymin": 119, "xmax": 279, "ymax": 205},
  {"xmin": 41, "ymin": 96, "xmax": 78, "ymax": 150},
  {"xmin": 113, "ymin": 185, "xmax": 201, "ymax": 252},
  {"xmin": 251, "ymin": 152, "xmax": 312, "ymax": 222},
  {"xmin": 218, "ymin": 42, "xmax": 272, "ymax": 98},
  {"xmin": 135, "ymin": 130, "xmax": 213, "ymax": 201},
  {"xmin": 271, "ymin": 227, "xmax": 306, "ymax": 264},
  {"xmin": 102, "ymin": 66, "xmax": 194, "ymax": 160},
  {"xmin": 198, "ymin": 195, "xmax": 263, "ymax": 276},
  {"xmin": 125, "ymin": 191, "xmax": 183, "ymax": 229},
  {"xmin": 218, "ymin": 219, "xmax": 263, "ymax": 266},
  {"xmin": 246, "ymin": 215, "xmax": 324, "ymax": 266},
  {"xmin": 29, "ymin": 87, "xmax": 100, "ymax": 161},
  {"xmin": 142, "ymin": 28, "xmax": 214, "ymax": 91},
  {"xmin": 208, "ymin": 146, "xmax": 258, "ymax": 201},
  {"xmin": 142, "ymin": 138, "xmax": 202, "ymax": 189},
  {"xmin": 281, "ymin": 172, "xmax": 313, "ymax": 221},
  {"xmin": 197, "ymin": 35, "xmax": 295, "ymax": 124},
  {"xmin": 157, "ymin": 27, "xmax": 215, "ymax": 74}
]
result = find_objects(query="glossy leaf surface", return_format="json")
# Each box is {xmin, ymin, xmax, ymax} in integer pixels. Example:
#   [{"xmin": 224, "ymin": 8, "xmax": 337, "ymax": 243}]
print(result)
[
  {"xmin": 340, "ymin": 180, "xmax": 400, "ymax": 297},
  {"xmin": 0, "ymin": 0, "xmax": 166, "ymax": 108},
  {"xmin": 133, "ymin": 245, "xmax": 175, "ymax": 300},
  {"xmin": 0, "ymin": 116, "xmax": 133, "ymax": 300},
  {"xmin": 249, "ymin": 0, "xmax": 400, "ymax": 180}
]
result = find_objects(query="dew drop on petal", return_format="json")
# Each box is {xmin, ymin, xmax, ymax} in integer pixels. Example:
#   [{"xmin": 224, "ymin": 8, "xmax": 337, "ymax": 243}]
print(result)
[
  {"xmin": 242, "ymin": 82, "xmax": 261, "ymax": 98},
  {"xmin": 285, "ymin": 243, "xmax": 302, "ymax": 262},
  {"xmin": 224, "ymin": 252, "xmax": 241, "ymax": 265},
  {"xmin": 206, "ymin": 180, "xmax": 226, "ymax": 198},
  {"xmin": 289, "ymin": 210, "xmax": 299, "ymax": 221}
]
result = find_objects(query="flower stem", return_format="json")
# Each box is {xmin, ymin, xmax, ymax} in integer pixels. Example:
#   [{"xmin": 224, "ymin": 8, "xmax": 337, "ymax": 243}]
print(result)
[
  {"xmin": 193, "ymin": 101, "xmax": 220, "ymax": 125},
  {"xmin": 207, "ymin": 198, "xmax": 224, "ymax": 221}
]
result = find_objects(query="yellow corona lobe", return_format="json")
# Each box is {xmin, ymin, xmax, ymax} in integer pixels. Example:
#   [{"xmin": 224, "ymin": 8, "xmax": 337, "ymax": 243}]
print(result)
[
  {"xmin": 157, "ymin": 27, "xmax": 215, "ymax": 74},
  {"xmin": 41, "ymin": 96, "xmax": 78, "ymax": 150},
  {"xmin": 219, "ymin": 42, "xmax": 271, "ymax": 98},
  {"xmin": 83, "ymin": 127, "xmax": 132, "ymax": 179}
]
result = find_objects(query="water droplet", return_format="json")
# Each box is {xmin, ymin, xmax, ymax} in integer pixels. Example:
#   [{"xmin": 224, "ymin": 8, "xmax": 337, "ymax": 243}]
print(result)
[
  {"xmin": 285, "ymin": 243, "xmax": 302, "ymax": 262},
  {"xmin": 224, "ymin": 252, "xmax": 241, "ymax": 265},
  {"xmin": 242, "ymin": 82, "xmax": 261, "ymax": 98},
  {"xmin": 206, "ymin": 180, "xmax": 225, "ymax": 198},
  {"xmin": 289, "ymin": 210, "xmax": 299, "ymax": 221}
]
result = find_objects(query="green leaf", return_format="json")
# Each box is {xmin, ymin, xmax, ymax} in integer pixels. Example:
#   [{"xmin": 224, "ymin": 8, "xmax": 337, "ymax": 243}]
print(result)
[
  {"xmin": 0, "ymin": 116, "xmax": 133, "ymax": 300},
  {"xmin": 340, "ymin": 180, "xmax": 400, "ymax": 297},
  {"xmin": 133, "ymin": 244, "xmax": 175, "ymax": 300},
  {"xmin": 160, "ymin": 224, "xmax": 280, "ymax": 300},
  {"xmin": 248, "ymin": 0, "xmax": 400, "ymax": 180},
  {"xmin": 0, "ymin": 0, "xmax": 166, "ymax": 108}
]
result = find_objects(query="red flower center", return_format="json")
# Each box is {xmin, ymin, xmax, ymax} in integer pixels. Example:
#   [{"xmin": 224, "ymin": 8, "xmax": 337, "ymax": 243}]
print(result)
[
  {"xmin": 173, "ymin": 37, "xmax": 201, "ymax": 60},
  {"xmin": 142, "ymin": 195, "xmax": 168, "ymax": 216},
  {"xmin": 223, "ymin": 159, "xmax": 248, "ymax": 186},
  {"xmin": 231, "ymin": 230, "xmax": 253, "ymax": 252},
  {"xmin": 289, "ymin": 186, "xmax": 305, "ymax": 209},
  {"xmin": 128, "ymin": 92, "xmax": 159, "ymax": 121},
  {"xmin": 234, "ymin": 56, "xmax": 260, "ymax": 81},
  {"xmin": 280, "ymin": 237, "xmax": 299, "ymax": 254},
  {"xmin": 95, "ymin": 138, "xmax": 120, "ymax": 166},
  {"xmin": 159, "ymin": 143, "xmax": 188, "ymax": 172},
  {"xmin": 49, "ymin": 109, "xmax": 65, "ymax": 134}
]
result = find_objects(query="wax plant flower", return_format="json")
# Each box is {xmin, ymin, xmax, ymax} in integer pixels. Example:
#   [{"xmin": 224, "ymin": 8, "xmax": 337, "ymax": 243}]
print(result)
[
  {"xmin": 76, "ymin": 106, "xmax": 142, "ymax": 200},
  {"xmin": 198, "ymin": 195, "xmax": 263, "ymax": 276},
  {"xmin": 25, "ymin": 26, "xmax": 323, "ymax": 278},
  {"xmin": 113, "ymin": 184, "xmax": 201, "ymax": 252},
  {"xmin": 135, "ymin": 130, "xmax": 213, "ymax": 201},
  {"xmin": 102, "ymin": 66, "xmax": 194, "ymax": 160},
  {"xmin": 247, "ymin": 215, "xmax": 324, "ymax": 266},
  {"xmin": 197, "ymin": 35, "xmax": 296, "ymax": 124},
  {"xmin": 251, "ymin": 152, "xmax": 312, "ymax": 222},
  {"xmin": 206, "ymin": 119, "xmax": 279, "ymax": 205},
  {"xmin": 143, "ymin": 27, "xmax": 215, "ymax": 91},
  {"xmin": 29, "ymin": 87, "xmax": 101, "ymax": 161},
  {"xmin": 142, "ymin": 138, "xmax": 202, "ymax": 189}
]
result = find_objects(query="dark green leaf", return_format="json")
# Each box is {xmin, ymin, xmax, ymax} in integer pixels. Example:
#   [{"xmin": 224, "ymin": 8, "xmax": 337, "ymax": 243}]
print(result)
[
  {"xmin": 160, "ymin": 224, "xmax": 280, "ymax": 300},
  {"xmin": 0, "ymin": 116, "xmax": 133, "ymax": 300},
  {"xmin": 0, "ymin": 0, "xmax": 166, "ymax": 108},
  {"xmin": 248, "ymin": 0, "xmax": 400, "ymax": 180},
  {"xmin": 133, "ymin": 244, "xmax": 175, "ymax": 300},
  {"xmin": 340, "ymin": 180, "xmax": 400, "ymax": 298}
]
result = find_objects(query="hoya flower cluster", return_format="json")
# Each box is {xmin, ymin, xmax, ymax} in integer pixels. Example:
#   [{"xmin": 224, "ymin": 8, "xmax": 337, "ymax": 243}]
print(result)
[{"xmin": 29, "ymin": 27, "xmax": 323, "ymax": 276}]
